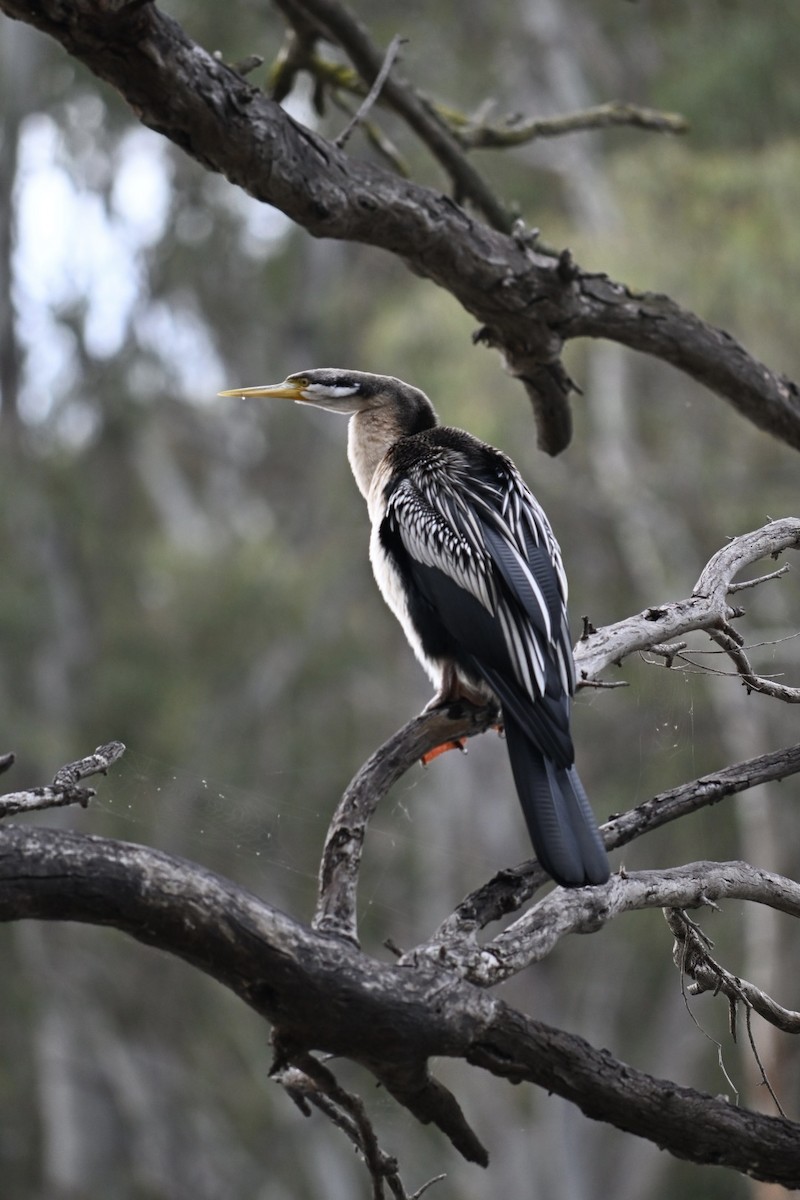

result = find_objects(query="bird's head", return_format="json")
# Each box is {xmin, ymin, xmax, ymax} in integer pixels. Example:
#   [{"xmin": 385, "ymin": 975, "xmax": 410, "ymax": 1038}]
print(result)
[{"xmin": 219, "ymin": 368, "xmax": 437, "ymax": 430}]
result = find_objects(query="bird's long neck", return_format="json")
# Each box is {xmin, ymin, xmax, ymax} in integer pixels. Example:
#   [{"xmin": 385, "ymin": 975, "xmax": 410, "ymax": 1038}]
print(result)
[{"xmin": 347, "ymin": 404, "xmax": 435, "ymax": 499}]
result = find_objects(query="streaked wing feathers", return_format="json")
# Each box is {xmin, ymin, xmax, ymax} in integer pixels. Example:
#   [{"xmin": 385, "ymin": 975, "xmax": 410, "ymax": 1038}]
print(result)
[{"xmin": 384, "ymin": 449, "xmax": 575, "ymax": 716}]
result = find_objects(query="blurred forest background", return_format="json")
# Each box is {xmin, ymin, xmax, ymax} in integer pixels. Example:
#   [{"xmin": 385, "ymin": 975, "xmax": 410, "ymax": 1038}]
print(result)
[{"xmin": 1, "ymin": 0, "xmax": 799, "ymax": 1197}]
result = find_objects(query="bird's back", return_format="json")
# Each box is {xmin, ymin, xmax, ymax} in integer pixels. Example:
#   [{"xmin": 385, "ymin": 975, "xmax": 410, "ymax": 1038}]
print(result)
[{"xmin": 378, "ymin": 425, "xmax": 609, "ymax": 886}]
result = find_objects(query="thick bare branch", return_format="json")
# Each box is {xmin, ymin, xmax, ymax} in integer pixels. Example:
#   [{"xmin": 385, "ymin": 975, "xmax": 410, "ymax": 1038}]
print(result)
[
  {"xmin": 3, "ymin": 823, "xmax": 800, "ymax": 1185},
  {"xmin": 1, "ymin": 0, "xmax": 798, "ymax": 455}
]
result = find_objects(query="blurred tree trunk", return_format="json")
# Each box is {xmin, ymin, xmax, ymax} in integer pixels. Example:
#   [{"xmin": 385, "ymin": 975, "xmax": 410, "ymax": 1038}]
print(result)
[{"xmin": 0, "ymin": 20, "xmax": 30, "ymax": 441}]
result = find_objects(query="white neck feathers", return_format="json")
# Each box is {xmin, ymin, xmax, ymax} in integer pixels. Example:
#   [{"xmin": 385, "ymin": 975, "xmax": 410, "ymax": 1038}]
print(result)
[{"xmin": 347, "ymin": 408, "xmax": 405, "ymax": 499}]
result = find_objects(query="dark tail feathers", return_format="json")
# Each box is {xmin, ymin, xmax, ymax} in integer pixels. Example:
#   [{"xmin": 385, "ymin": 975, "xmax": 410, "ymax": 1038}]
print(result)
[{"xmin": 502, "ymin": 712, "xmax": 609, "ymax": 887}]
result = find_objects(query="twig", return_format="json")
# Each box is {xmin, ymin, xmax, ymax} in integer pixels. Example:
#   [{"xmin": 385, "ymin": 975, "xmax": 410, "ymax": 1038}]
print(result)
[
  {"xmin": 744, "ymin": 1005, "xmax": 787, "ymax": 1119},
  {"xmin": 409, "ymin": 1176, "xmax": 447, "ymax": 1200},
  {"xmin": 273, "ymin": 1048, "xmax": 450, "ymax": 1199},
  {"xmin": 667, "ymin": 907, "xmax": 800, "ymax": 1036},
  {"xmin": 329, "ymin": 91, "xmax": 409, "ymax": 173},
  {"xmin": 707, "ymin": 624, "xmax": 800, "ymax": 702},
  {"xmin": 0, "ymin": 741, "xmax": 127, "ymax": 818},
  {"xmin": 451, "ymin": 100, "xmax": 688, "ymax": 148},
  {"xmin": 729, "ymin": 563, "xmax": 791, "ymax": 592},
  {"xmin": 274, "ymin": 0, "xmax": 515, "ymax": 229},
  {"xmin": 335, "ymin": 33, "xmax": 406, "ymax": 148}
]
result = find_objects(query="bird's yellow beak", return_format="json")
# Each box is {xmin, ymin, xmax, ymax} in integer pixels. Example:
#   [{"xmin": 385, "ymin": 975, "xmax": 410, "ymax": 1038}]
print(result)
[{"xmin": 217, "ymin": 379, "xmax": 306, "ymax": 401}]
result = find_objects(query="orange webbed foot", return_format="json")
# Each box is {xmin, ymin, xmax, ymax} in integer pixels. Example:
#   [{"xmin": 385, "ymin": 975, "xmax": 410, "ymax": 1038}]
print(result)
[{"xmin": 421, "ymin": 738, "xmax": 468, "ymax": 766}]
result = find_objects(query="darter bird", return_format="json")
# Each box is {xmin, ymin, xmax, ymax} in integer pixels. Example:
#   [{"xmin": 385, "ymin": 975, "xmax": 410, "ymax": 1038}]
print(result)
[{"xmin": 219, "ymin": 369, "xmax": 609, "ymax": 887}]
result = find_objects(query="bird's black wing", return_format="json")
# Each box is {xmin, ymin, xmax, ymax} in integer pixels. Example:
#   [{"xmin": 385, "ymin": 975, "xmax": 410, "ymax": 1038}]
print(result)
[
  {"xmin": 381, "ymin": 437, "xmax": 608, "ymax": 886},
  {"xmin": 384, "ymin": 441, "xmax": 576, "ymax": 762}
]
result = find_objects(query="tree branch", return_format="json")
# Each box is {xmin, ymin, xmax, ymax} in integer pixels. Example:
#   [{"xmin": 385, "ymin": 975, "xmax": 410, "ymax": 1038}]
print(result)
[
  {"xmin": 314, "ymin": 702, "xmax": 497, "ymax": 943},
  {"xmin": 274, "ymin": 0, "xmax": 514, "ymax": 230},
  {"xmin": 1, "ymin": 0, "xmax": 798, "ymax": 456},
  {"xmin": 0, "ymin": 741, "xmax": 127, "ymax": 817},
  {"xmin": 2, "ymin": 823, "xmax": 800, "ymax": 1185},
  {"xmin": 666, "ymin": 907, "xmax": 800, "ymax": 1036},
  {"xmin": 452, "ymin": 100, "xmax": 688, "ymax": 148},
  {"xmin": 467, "ymin": 861, "xmax": 800, "ymax": 985},
  {"xmin": 426, "ymin": 739, "xmax": 800, "ymax": 945},
  {"xmin": 576, "ymin": 518, "xmax": 800, "ymax": 682}
]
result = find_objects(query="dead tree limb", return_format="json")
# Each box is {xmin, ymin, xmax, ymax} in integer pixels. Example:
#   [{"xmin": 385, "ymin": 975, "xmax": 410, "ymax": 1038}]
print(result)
[
  {"xmin": 2, "ymin": 823, "xmax": 800, "ymax": 1186},
  {"xmin": 0, "ymin": 0, "xmax": 798, "ymax": 455},
  {"xmin": 576, "ymin": 518, "xmax": 800, "ymax": 682},
  {"xmin": 0, "ymin": 741, "xmax": 126, "ymax": 817},
  {"xmin": 427, "ymin": 739, "xmax": 800, "ymax": 945}
]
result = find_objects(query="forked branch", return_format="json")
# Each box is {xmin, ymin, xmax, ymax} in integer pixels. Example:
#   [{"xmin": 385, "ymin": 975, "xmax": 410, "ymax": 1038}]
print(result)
[
  {"xmin": 1, "ymin": 0, "xmax": 799, "ymax": 455},
  {"xmin": 2, "ymin": 823, "xmax": 800, "ymax": 1185},
  {"xmin": 426, "ymin": 740, "xmax": 800, "ymax": 947},
  {"xmin": 576, "ymin": 518, "xmax": 800, "ymax": 681},
  {"xmin": 316, "ymin": 520, "xmax": 800, "ymax": 950},
  {"xmin": 666, "ymin": 907, "xmax": 800, "ymax": 1036}
]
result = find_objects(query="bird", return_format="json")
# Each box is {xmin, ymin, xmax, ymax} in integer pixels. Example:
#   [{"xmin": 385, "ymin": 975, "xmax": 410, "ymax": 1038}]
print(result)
[{"xmin": 219, "ymin": 369, "xmax": 609, "ymax": 887}]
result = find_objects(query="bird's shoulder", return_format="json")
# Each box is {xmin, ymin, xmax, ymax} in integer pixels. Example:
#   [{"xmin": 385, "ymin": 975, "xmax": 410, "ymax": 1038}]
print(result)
[
  {"xmin": 383, "ymin": 425, "xmax": 516, "ymax": 493},
  {"xmin": 382, "ymin": 424, "xmax": 569, "ymax": 618},
  {"xmin": 382, "ymin": 425, "xmax": 554, "ymax": 541}
]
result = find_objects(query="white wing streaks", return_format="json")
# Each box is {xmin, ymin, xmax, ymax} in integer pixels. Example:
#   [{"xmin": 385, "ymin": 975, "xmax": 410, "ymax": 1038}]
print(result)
[{"xmin": 385, "ymin": 447, "xmax": 575, "ymax": 703}]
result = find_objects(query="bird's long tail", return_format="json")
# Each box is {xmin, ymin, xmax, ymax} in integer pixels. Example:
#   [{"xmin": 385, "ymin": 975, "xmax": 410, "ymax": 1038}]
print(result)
[{"xmin": 502, "ymin": 712, "xmax": 609, "ymax": 887}]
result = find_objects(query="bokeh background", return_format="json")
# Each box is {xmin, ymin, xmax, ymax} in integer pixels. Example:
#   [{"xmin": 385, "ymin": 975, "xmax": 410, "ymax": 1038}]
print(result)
[{"xmin": 1, "ymin": 1, "xmax": 799, "ymax": 1197}]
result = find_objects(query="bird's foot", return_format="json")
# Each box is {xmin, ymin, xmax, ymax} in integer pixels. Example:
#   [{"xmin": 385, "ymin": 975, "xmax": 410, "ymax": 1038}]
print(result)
[
  {"xmin": 421, "ymin": 738, "xmax": 468, "ymax": 766},
  {"xmin": 423, "ymin": 671, "xmax": 488, "ymax": 714}
]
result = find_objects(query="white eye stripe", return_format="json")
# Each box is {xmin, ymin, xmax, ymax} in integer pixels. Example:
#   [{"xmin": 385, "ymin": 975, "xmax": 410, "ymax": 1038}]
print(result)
[{"xmin": 303, "ymin": 383, "xmax": 359, "ymax": 398}]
